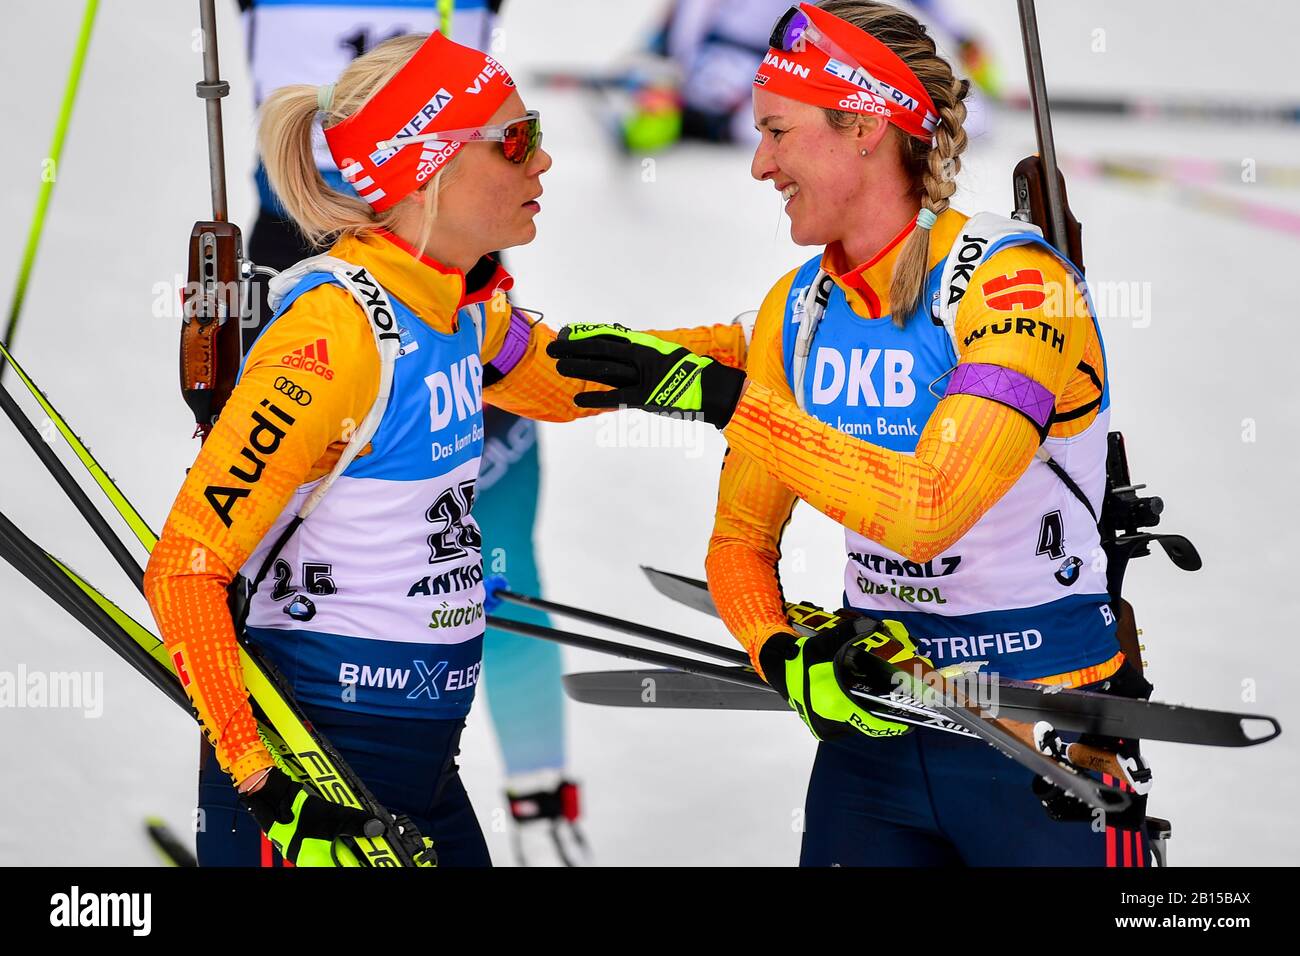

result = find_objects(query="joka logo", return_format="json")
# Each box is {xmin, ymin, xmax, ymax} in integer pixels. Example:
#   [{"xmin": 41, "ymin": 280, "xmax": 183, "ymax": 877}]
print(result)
[
  {"xmin": 203, "ymin": 398, "xmax": 296, "ymax": 527},
  {"xmin": 274, "ymin": 376, "xmax": 312, "ymax": 405},
  {"xmin": 282, "ymin": 339, "xmax": 334, "ymax": 380},
  {"xmin": 346, "ymin": 267, "xmax": 402, "ymax": 344},
  {"xmin": 1055, "ymin": 555, "xmax": 1083, "ymax": 587},
  {"xmin": 837, "ymin": 90, "xmax": 892, "ymax": 116},
  {"xmin": 946, "ymin": 233, "xmax": 990, "ymax": 306},
  {"xmin": 981, "ymin": 269, "xmax": 1046, "ymax": 312},
  {"xmin": 763, "ymin": 51, "xmax": 810, "ymax": 78},
  {"xmin": 814, "ymin": 272, "xmax": 835, "ymax": 312},
  {"xmin": 347, "ymin": 267, "xmax": 400, "ymax": 339},
  {"xmin": 282, "ymin": 594, "xmax": 317, "ymax": 621}
]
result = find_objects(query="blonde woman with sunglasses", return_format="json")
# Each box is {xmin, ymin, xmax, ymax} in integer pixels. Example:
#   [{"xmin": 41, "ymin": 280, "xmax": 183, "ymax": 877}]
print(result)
[{"xmin": 143, "ymin": 30, "xmax": 745, "ymax": 867}]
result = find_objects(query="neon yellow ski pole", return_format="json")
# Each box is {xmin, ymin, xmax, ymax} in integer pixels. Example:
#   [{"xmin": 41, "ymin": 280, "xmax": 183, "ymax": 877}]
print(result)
[{"xmin": 0, "ymin": 0, "xmax": 99, "ymax": 380}]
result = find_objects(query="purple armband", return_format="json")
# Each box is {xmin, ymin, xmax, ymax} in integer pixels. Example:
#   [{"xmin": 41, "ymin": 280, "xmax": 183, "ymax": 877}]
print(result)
[
  {"xmin": 944, "ymin": 362, "xmax": 1055, "ymax": 437},
  {"xmin": 486, "ymin": 308, "xmax": 533, "ymax": 380}
]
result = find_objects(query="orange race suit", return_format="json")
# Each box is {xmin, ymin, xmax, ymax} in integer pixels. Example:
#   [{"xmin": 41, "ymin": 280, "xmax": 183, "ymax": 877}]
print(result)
[
  {"xmin": 706, "ymin": 208, "xmax": 1123, "ymax": 687},
  {"xmin": 144, "ymin": 229, "xmax": 746, "ymax": 786}
]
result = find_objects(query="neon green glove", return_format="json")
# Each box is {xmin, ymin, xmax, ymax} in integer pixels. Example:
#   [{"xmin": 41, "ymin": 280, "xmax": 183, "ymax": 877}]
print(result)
[
  {"xmin": 758, "ymin": 617, "xmax": 930, "ymax": 741},
  {"xmin": 240, "ymin": 768, "xmax": 384, "ymax": 866},
  {"xmin": 546, "ymin": 323, "xmax": 746, "ymax": 428}
]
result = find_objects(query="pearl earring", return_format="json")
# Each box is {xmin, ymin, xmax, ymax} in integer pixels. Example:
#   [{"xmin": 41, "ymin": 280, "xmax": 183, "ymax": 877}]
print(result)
[{"xmin": 860, "ymin": 148, "xmax": 870, "ymax": 156}]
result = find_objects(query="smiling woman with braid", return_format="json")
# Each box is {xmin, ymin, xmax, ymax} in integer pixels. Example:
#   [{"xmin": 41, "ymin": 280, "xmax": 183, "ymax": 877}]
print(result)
[{"xmin": 549, "ymin": 1, "xmax": 1151, "ymax": 866}]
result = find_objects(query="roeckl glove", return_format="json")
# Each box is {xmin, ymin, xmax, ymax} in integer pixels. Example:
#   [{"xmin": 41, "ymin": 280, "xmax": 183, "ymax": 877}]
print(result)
[{"xmin": 546, "ymin": 323, "xmax": 746, "ymax": 428}]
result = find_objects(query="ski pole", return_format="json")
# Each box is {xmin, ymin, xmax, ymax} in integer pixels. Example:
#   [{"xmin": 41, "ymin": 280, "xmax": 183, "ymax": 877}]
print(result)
[
  {"xmin": 486, "ymin": 614, "xmax": 1026, "ymax": 735},
  {"xmin": 495, "ymin": 589, "xmax": 749, "ymax": 666},
  {"xmin": 0, "ymin": 508, "xmax": 187, "ymax": 710},
  {"xmin": 0, "ymin": 340, "xmax": 158, "ymax": 551},
  {"xmin": 487, "ymin": 613, "xmax": 768, "ymax": 688},
  {"xmin": 0, "ymin": 381, "xmax": 146, "ymax": 593},
  {"xmin": 0, "ymin": 0, "xmax": 99, "ymax": 379}
]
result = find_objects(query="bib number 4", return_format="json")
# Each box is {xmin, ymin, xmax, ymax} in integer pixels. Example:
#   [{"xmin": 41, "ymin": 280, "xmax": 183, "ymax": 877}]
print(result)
[{"xmin": 1036, "ymin": 510, "xmax": 1066, "ymax": 560}]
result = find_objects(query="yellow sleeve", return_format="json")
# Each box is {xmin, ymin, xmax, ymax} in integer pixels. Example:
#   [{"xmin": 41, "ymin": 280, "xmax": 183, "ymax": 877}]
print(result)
[
  {"xmin": 721, "ymin": 246, "xmax": 1100, "ymax": 563},
  {"xmin": 480, "ymin": 291, "xmax": 750, "ymax": 421},
  {"xmin": 705, "ymin": 270, "xmax": 800, "ymax": 672},
  {"xmin": 143, "ymin": 285, "xmax": 378, "ymax": 783}
]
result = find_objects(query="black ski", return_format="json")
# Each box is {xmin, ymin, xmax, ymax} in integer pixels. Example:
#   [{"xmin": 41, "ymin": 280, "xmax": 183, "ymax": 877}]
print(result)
[
  {"xmin": 491, "ymin": 612, "xmax": 1128, "ymax": 811},
  {"xmin": 490, "ymin": 614, "xmax": 1000, "ymax": 736},
  {"xmin": 0, "ymin": 507, "xmax": 433, "ymax": 866},
  {"xmin": 641, "ymin": 566, "xmax": 1281, "ymax": 749},
  {"xmin": 563, "ymin": 669, "xmax": 789, "ymax": 711},
  {"xmin": 642, "ymin": 565, "xmax": 719, "ymax": 617}
]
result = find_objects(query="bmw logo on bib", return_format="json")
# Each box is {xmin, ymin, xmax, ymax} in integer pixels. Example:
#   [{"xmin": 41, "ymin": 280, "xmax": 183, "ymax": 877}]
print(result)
[
  {"xmin": 283, "ymin": 594, "xmax": 318, "ymax": 622},
  {"xmin": 1055, "ymin": 556, "xmax": 1083, "ymax": 587}
]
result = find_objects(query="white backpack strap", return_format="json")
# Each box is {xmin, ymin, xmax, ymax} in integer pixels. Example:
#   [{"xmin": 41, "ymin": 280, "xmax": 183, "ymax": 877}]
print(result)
[
  {"xmin": 461, "ymin": 303, "xmax": 486, "ymax": 352},
  {"xmin": 268, "ymin": 254, "xmax": 403, "ymax": 520},
  {"xmin": 790, "ymin": 271, "xmax": 835, "ymax": 411},
  {"xmin": 935, "ymin": 212, "xmax": 1044, "ymax": 352},
  {"xmin": 267, "ymin": 253, "xmax": 341, "ymax": 313}
]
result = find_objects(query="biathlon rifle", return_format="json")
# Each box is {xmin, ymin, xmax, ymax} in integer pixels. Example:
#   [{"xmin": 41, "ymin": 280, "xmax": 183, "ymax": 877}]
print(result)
[
  {"xmin": 1009, "ymin": 0, "xmax": 1199, "ymax": 649},
  {"xmin": 179, "ymin": 0, "xmax": 256, "ymax": 440}
]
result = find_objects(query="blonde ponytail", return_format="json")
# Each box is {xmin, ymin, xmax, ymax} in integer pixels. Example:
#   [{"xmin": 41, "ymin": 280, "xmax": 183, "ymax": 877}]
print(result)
[
  {"xmin": 257, "ymin": 33, "xmax": 459, "ymax": 250},
  {"xmin": 817, "ymin": 0, "xmax": 971, "ymax": 326}
]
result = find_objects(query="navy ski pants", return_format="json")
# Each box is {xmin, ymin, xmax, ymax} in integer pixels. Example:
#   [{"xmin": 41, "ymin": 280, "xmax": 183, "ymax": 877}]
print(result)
[
  {"xmin": 196, "ymin": 709, "xmax": 491, "ymax": 867},
  {"xmin": 800, "ymin": 726, "xmax": 1149, "ymax": 867}
]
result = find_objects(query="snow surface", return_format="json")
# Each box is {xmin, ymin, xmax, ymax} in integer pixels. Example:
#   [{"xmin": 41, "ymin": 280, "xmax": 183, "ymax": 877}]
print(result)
[{"xmin": 1, "ymin": 0, "xmax": 1298, "ymax": 866}]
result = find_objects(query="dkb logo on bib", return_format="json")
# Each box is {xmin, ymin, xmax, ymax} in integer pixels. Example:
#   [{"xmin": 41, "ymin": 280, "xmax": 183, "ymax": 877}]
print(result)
[{"xmin": 811, "ymin": 347, "xmax": 916, "ymax": 407}]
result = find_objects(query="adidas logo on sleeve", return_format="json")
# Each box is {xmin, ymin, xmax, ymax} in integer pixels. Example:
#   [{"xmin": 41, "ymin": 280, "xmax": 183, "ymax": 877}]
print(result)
[{"xmin": 282, "ymin": 338, "xmax": 335, "ymax": 380}]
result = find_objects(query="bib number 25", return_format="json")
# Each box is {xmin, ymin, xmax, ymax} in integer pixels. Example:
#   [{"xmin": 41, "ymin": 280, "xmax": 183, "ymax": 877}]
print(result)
[{"xmin": 426, "ymin": 480, "xmax": 481, "ymax": 564}]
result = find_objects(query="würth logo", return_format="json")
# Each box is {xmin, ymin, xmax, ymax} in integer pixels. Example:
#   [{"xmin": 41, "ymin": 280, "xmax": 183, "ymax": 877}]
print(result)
[{"xmin": 282, "ymin": 339, "xmax": 334, "ymax": 380}]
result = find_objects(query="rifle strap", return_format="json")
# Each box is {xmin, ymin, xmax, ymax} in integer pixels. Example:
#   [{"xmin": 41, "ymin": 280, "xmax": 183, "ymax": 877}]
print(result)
[{"xmin": 232, "ymin": 254, "xmax": 402, "ymax": 630}]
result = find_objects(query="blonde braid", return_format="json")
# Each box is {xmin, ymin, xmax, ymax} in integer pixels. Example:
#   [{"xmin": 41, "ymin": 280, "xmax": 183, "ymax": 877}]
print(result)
[{"xmin": 889, "ymin": 77, "xmax": 969, "ymax": 325}]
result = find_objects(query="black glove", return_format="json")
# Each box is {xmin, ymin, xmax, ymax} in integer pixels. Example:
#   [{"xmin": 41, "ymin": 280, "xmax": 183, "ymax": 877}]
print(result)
[
  {"xmin": 239, "ymin": 768, "xmax": 384, "ymax": 866},
  {"xmin": 545, "ymin": 323, "xmax": 746, "ymax": 428},
  {"xmin": 757, "ymin": 616, "xmax": 926, "ymax": 742}
]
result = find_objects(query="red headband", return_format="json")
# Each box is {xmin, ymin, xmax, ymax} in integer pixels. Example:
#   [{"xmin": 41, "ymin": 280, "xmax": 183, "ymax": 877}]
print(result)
[
  {"xmin": 323, "ymin": 31, "xmax": 516, "ymax": 212},
  {"xmin": 754, "ymin": 4, "xmax": 938, "ymax": 141}
]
